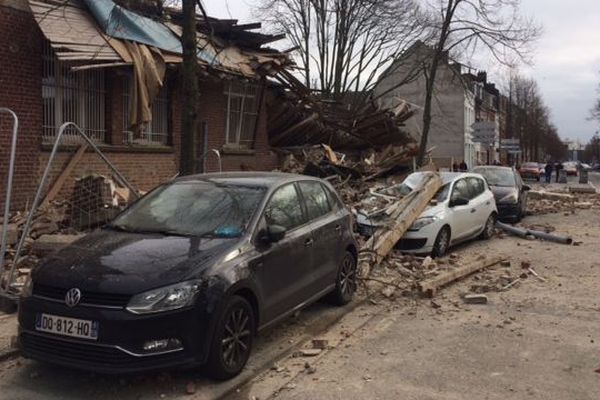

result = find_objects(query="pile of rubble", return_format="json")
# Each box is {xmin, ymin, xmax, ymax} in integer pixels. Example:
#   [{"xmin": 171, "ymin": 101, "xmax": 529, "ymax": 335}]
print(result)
[
  {"xmin": 527, "ymin": 188, "xmax": 600, "ymax": 216},
  {"xmin": 1, "ymin": 174, "xmax": 133, "ymax": 292}
]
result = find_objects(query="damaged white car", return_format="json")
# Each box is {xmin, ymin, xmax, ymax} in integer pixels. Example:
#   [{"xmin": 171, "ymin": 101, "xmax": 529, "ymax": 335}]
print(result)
[{"xmin": 357, "ymin": 172, "xmax": 498, "ymax": 257}]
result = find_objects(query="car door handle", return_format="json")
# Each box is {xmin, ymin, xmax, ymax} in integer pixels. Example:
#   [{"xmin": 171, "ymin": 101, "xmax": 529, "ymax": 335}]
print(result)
[
  {"xmin": 486, "ymin": 201, "xmax": 491, "ymax": 205},
  {"xmin": 304, "ymin": 238, "xmax": 314, "ymax": 247},
  {"xmin": 335, "ymin": 225, "xmax": 342, "ymax": 232},
  {"xmin": 470, "ymin": 209, "xmax": 476, "ymax": 213}
]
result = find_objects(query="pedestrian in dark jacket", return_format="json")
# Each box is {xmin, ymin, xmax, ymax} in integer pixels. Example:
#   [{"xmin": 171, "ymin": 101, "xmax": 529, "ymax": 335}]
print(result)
[
  {"xmin": 544, "ymin": 162, "xmax": 553, "ymax": 183},
  {"xmin": 459, "ymin": 160, "xmax": 468, "ymax": 171},
  {"xmin": 555, "ymin": 161, "xmax": 563, "ymax": 183}
]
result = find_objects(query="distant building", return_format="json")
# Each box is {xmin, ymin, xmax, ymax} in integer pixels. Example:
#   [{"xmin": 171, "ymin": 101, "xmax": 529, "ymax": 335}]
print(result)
[
  {"xmin": 564, "ymin": 139, "xmax": 585, "ymax": 161},
  {"xmin": 373, "ymin": 42, "xmax": 502, "ymax": 169}
]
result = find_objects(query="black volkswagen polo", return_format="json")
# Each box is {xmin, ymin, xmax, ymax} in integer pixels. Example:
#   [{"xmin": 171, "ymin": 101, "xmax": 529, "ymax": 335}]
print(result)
[{"xmin": 19, "ymin": 172, "xmax": 358, "ymax": 379}]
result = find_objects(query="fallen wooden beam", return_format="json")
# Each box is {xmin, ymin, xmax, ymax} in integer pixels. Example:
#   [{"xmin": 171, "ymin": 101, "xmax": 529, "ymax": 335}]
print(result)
[
  {"xmin": 528, "ymin": 190, "xmax": 574, "ymax": 201},
  {"xmin": 418, "ymin": 256, "xmax": 505, "ymax": 298},
  {"xmin": 359, "ymin": 172, "xmax": 442, "ymax": 277},
  {"xmin": 42, "ymin": 144, "xmax": 88, "ymax": 206}
]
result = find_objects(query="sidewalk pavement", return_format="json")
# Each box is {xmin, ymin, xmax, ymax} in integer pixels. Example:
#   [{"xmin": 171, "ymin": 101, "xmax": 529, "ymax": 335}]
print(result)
[{"xmin": 0, "ymin": 313, "xmax": 18, "ymax": 361}]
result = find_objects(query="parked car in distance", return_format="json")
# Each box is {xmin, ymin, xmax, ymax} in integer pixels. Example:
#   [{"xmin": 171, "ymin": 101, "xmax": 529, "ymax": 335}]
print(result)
[
  {"xmin": 472, "ymin": 166, "xmax": 529, "ymax": 222},
  {"xmin": 19, "ymin": 172, "xmax": 358, "ymax": 379},
  {"xmin": 563, "ymin": 161, "xmax": 578, "ymax": 176},
  {"xmin": 519, "ymin": 162, "xmax": 543, "ymax": 181},
  {"xmin": 395, "ymin": 172, "xmax": 497, "ymax": 257},
  {"xmin": 580, "ymin": 163, "xmax": 592, "ymax": 171}
]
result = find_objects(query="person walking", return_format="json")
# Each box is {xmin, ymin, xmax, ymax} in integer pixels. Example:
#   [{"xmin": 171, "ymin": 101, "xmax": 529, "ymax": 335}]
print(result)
[
  {"xmin": 459, "ymin": 160, "xmax": 468, "ymax": 172},
  {"xmin": 555, "ymin": 161, "xmax": 563, "ymax": 183},
  {"xmin": 545, "ymin": 162, "xmax": 553, "ymax": 183}
]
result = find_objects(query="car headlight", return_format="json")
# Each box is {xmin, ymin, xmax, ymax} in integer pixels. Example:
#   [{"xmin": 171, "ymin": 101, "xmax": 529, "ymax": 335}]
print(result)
[
  {"xmin": 409, "ymin": 216, "xmax": 437, "ymax": 231},
  {"xmin": 126, "ymin": 281, "xmax": 201, "ymax": 314},
  {"xmin": 499, "ymin": 193, "xmax": 518, "ymax": 204},
  {"xmin": 21, "ymin": 274, "xmax": 33, "ymax": 298}
]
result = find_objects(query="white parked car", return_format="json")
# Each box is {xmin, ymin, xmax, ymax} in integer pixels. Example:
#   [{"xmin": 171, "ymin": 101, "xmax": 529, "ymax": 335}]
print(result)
[{"xmin": 397, "ymin": 172, "xmax": 498, "ymax": 257}]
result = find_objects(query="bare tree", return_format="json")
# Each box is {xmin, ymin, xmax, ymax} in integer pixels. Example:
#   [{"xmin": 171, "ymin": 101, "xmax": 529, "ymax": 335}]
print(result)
[
  {"xmin": 590, "ymin": 75, "xmax": 600, "ymax": 125},
  {"xmin": 508, "ymin": 73, "xmax": 564, "ymax": 161},
  {"xmin": 258, "ymin": 0, "xmax": 423, "ymax": 98},
  {"xmin": 414, "ymin": 0, "xmax": 540, "ymax": 166}
]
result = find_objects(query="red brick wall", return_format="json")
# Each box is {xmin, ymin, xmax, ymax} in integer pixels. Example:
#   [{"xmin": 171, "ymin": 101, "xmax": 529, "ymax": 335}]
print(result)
[
  {"xmin": 0, "ymin": 3, "xmax": 279, "ymax": 213},
  {"xmin": 197, "ymin": 79, "xmax": 279, "ymax": 173},
  {"xmin": 38, "ymin": 149, "xmax": 177, "ymax": 201},
  {"xmin": 0, "ymin": 4, "xmax": 43, "ymax": 211}
]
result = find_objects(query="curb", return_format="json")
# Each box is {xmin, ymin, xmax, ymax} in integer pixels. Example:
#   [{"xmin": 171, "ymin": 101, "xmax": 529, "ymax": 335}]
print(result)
[{"xmin": 0, "ymin": 347, "xmax": 19, "ymax": 362}]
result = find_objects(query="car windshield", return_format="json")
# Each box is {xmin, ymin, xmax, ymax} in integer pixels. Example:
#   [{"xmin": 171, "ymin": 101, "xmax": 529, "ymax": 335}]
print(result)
[
  {"xmin": 434, "ymin": 183, "xmax": 450, "ymax": 202},
  {"xmin": 473, "ymin": 168, "xmax": 515, "ymax": 187},
  {"xmin": 109, "ymin": 181, "xmax": 266, "ymax": 237},
  {"xmin": 396, "ymin": 175, "xmax": 450, "ymax": 202}
]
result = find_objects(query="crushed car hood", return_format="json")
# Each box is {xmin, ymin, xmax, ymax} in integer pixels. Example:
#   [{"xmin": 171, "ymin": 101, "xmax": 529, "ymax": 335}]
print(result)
[{"xmin": 32, "ymin": 229, "xmax": 241, "ymax": 294}]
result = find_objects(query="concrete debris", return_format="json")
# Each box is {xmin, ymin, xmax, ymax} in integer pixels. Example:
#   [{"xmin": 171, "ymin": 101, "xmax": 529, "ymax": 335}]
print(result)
[
  {"xmin": 185, "ymin": 381, "xmax": 196, "ymax": 395},
  {"xmin": 463, "ymin": 294, "xmax": 488, "ymax": 304},
  {"xmin": 294, "ymin": 349, "xmax": 322, "ymax": 357},
  {"xmin": 0, "ymin": 224, "xmax": 18, "ymax": 246},
  {"xmin": 311, "ymin": 339, "xmax": 329, "ymax": 350},
  {"xmin": 527, "ymin": 188, "xmax": 600, "ymax": 216}
]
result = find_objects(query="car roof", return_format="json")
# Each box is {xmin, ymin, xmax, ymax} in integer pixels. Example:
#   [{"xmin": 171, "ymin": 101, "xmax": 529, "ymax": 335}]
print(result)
[
  {"xmin": 472, "ymin": 165, "xmax": 514, "ymax": 173},
  {"xmin": 173, "ymin": 171, "xmax": 323, "ymax": 188},
  {"xmin": 405, "ymin": 171, "xmax": 484, "ymax": 186}
]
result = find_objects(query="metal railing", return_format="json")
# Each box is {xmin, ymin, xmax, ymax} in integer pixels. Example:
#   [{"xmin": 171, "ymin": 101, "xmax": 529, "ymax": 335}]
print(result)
[
  {"xmin": 2, "ymin": 122, "xmax": 140, "ymax": 299},
  {"xmin": 0, "ymin": 108, "xmax": 19, "ymax": 298}
]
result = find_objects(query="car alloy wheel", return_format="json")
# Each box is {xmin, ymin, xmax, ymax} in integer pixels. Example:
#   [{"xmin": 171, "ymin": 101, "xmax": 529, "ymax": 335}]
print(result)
[
  {"xmin": 432, "ymin": 226, "xmax": 450, "ymax": 258},
  {"xmin": 207, "ymin": 295, "xmax": 254, "ymax": 380},
  {"xmin": 328, "ymin": 251, "xmax": 357, "ymax": 306}
]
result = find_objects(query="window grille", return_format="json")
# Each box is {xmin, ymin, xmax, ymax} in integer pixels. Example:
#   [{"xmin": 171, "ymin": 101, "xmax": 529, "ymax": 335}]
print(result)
[
  {"xmin": 42, "ymin": 42, "xmax": 106, "ymax": 144},
  {"xmin": 123, "ymin": 75, "xmax": 169, "ymax": 145}
]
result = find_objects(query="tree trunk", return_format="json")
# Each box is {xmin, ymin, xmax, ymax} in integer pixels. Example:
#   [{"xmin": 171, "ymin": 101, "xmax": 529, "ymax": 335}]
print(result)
[{"xmin": 180, "ymin": 0, "xmax": 198, "ymax": 175}]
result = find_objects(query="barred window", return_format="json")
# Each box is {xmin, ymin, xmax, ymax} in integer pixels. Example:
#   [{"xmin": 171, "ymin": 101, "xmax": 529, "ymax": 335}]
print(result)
[
  {"xmin": 225, "ymin": 81, "xmax": 259, "ymax": 149},
  {"xmin": 123, "ymin": 75, "xmax": 169, "ymax": 145},
  {"xmin": 42, "ymin": 42, "xmax": 106, "ymax": 144}
]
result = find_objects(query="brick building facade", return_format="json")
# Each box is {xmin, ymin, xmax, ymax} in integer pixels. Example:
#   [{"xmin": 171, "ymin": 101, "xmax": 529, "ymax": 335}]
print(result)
[{"xmin": 0, "ymin": 0, "xmax": 280, "ymax": 211}]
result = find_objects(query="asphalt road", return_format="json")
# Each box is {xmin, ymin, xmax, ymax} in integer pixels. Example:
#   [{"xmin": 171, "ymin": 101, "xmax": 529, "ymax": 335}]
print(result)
[{"xmin": 237, "ymin": 210, "xmax": 600, "ymax": 400}]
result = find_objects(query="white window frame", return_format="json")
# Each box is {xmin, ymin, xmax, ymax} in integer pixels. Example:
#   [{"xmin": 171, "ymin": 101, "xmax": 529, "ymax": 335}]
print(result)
[
  {"xmin": 224, "ymin": 81, "xmax": 259, "ymax": 148},
  {"xmin": 122, "ymin": 74, "xmax": 170, "ymax": 146},
  {"xmin": 42, "ymin": 42, "xmax": 106, "ymax": 144}
]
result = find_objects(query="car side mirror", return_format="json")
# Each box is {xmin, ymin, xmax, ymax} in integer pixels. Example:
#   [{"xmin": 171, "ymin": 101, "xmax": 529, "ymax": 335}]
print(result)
[
  {"xmin": 522, "ymin": 185, "xmax": 531, "ymax": 191},
  {"xmin": 258, "ymin": 225, "xmax": 287, "ymax": 244},
  {"xmin": 449, "ymin": 196, "xmax": 469, "ymax": 207}
]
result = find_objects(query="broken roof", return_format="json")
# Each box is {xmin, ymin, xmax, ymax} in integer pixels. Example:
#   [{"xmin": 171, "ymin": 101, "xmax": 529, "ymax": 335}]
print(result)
[{"xmin": 28, "ymin": 0, "xmax": 291, "ymax": 78}]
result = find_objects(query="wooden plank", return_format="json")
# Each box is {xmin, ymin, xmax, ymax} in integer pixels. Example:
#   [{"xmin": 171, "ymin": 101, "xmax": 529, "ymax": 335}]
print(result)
[
  {"xmin": 360, "ymin": 172, "xmax": 443, "ymax": 277},
  {"xmin": 270, "ymin": 113, "xmax": 319, "ymax": 145},
  {"xmin": 42, "ymin": 144, "xmax": 88, "ymax": 206},
  {"xmin": 418, "ymin": 256, "xmax": 505, "ymax": 298}
]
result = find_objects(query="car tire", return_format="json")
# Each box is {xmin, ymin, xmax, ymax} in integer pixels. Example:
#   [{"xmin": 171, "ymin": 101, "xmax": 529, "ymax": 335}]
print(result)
[
  {"xmin": 431, "ymin": 226, "xmax": 451, "ymax": 258},
  {"xmin": 206, "ymin": 295, "xmax": 255, "ymax": 381},
  {"xmin": 480, "ymin": 213, "xmax": 496, "ymax": 240},
  {"xmin": 327, "ymin": 251, "xmax": 357, "ymax": 306}
]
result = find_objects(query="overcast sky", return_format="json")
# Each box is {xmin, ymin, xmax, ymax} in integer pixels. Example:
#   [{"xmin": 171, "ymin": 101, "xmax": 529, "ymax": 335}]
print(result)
[{"xmin": 205, "ymin": 0, "xmax": 600, "ymax": 143}]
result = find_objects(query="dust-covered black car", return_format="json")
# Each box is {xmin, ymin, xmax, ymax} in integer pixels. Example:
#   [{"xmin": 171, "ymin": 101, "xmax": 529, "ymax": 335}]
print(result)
[
  {"xmin": 19, "ymin": 172, "xmax": 358, "ymax": 379},
  {"xmin": 472, "ymin": 166, "xmax": 530, "ymax": 222}
]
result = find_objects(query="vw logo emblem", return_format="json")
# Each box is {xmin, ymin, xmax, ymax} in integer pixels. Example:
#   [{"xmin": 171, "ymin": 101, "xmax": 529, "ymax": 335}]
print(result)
[{"xmin": 65, "ymin": 288, "xmax": 82, "ymax": 307}]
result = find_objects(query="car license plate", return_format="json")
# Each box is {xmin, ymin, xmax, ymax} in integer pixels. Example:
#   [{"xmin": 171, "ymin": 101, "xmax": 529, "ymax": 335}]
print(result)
[{"xmin": 35, "ymin": 313, "xmax": 98, "ymax": 340}]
